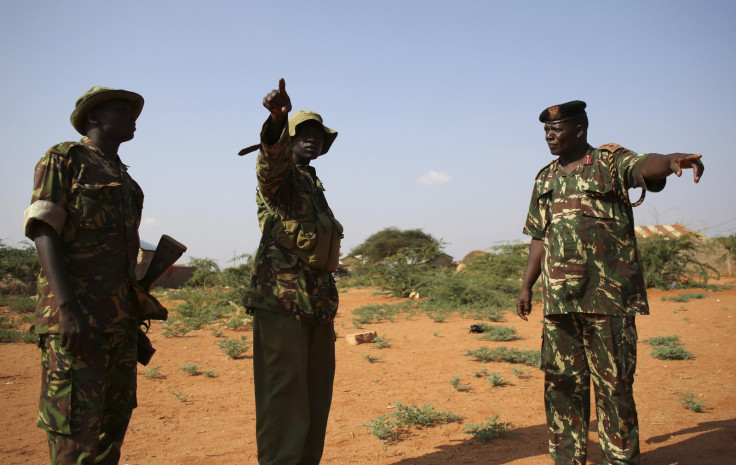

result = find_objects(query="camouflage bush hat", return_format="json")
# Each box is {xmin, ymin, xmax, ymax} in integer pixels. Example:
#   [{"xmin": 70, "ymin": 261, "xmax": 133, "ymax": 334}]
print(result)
[
  {"xmin": 70, "ymin": 86, "xmax": 144, "ymax": 135},
  {"xmin": 539, "ymin": 100, "xmax": 586, "ymax": 123},
  {"xmin": 289, "ymin": 110, "xmax": 338, "ymax": 155}
]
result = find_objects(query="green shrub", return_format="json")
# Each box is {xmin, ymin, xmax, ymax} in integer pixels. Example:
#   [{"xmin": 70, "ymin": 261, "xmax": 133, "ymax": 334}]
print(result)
[
  {"xmin": 678, "ymin": 392, "xmax": 706, "ymax": 412},
  {"xmin": 464, "ymin": 415, "xmax": 515, "ymax": 441},
  {"xmin": 638, "ymin": 235, "xmax": 716, "ymax": 289},
  {"xmin": 219, "ymin": 336, "xmax": 250, "ymax": 359},
  {"xmin": 486, "ymin": 372, "xmax": 509, "ymax": 387},
  {"xmin": 477, "ymin": 325, "xmax": 518, "ymax": 341},
  {"xmin": 179, "ymin": 363, "xmax": 200, "ymax": 375},
  {"xmin": 145, "ymin": 366, "xmax": 163, "ymax": 379},
  {"xmin": 450, "ymin": 376, "xmax": 471, "ymax": 391},
  {"xmin": 363, "ymin": 402, "xmax": 461, "ymax": 448},
  {"xmin": 363, "ymin": 414, "xmax": 401, "ymax": 445},
  {"xmin": 644, "ymin": 335, "xmax": 693, "ymax": 360},
  {"xmin": 661, "ymin": 293, "xmax": 707, "ymax": 302},
  {"xmin": 0, "ymin": 329, "xmax": 36, "ymax": 343},
  {"xmin": 8, "ymin": 296, "xmax": 35, "ymax": 313},
  {"xmin": 393, "ymin": 402, "xmax": 461, "ymax": 427},
  {"xmin": 373, "ymin": 334, "xmax": 391, "ymax": 349},
  {"xmin": 0, "ymin": 240, "xmax": 40, "ymax": 295},
  {"xmin": 464, "ymin": 346, "xmax": 541, "ymax": 367}
]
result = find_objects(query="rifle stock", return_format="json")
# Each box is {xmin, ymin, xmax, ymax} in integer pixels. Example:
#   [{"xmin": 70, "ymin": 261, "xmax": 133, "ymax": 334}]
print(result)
[{"xmin": 139, "ymin": 235, "xmax": 187, "ymax": 290}]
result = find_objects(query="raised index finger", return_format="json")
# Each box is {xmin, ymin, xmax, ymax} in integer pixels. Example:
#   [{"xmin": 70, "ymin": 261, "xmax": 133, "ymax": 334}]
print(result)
[
  {"xmin": 278, "ymin": 77, "xmax": 287, "ymax": 95},
  {"xmin": 277, "ymin": 77, "xmax": 291, "ymax": 112}
]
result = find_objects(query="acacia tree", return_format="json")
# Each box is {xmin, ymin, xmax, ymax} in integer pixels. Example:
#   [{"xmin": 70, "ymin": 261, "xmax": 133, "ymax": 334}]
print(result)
[{"xmin": 350, "ymin": 227, "xmax": 444, "ymax": 265}]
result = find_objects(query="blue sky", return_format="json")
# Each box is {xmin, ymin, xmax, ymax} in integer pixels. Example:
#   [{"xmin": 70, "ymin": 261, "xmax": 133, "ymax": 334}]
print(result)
[{"xmin": 2, "ymin": 1, "xmax": 734, "ymax": 266}]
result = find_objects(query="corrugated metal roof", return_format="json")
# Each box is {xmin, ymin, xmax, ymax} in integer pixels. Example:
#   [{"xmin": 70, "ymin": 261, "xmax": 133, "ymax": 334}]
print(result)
[{"xmin": 634, "ymin": 223, "xmax": 705, "ymax": 240}]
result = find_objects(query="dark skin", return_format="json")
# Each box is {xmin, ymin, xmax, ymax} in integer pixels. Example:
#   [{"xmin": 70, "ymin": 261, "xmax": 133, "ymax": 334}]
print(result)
[
  {"xmin": 262, "ymin": 78, "xmax": 325, "ymax": 165},
  {"xmin": 30, "ymin": 99, "xmax": 138, "ymax": 355},
  {"xmin": 516, "ymin": 118, "xmax": 705, "ymax": 321}
]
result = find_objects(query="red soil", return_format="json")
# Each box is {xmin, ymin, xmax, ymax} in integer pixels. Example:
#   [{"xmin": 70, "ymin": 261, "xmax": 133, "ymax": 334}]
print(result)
[{"xmin": 2, "ymin": 280, "xmax": 735, "ymax": 464}]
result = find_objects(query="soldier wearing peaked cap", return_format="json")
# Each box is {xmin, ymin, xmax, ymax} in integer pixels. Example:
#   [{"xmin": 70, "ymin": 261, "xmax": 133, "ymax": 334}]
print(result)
[
  {"xmin": 517, "ymin": 100, "xmax": 704, "ymax": 465},
  {"xmin": 24, "ymin": 86, "xmax": 152, "ymax": 464},
  {"xmin": 243, "ymin": 78, "xmax": 342, "ymax": 465}
]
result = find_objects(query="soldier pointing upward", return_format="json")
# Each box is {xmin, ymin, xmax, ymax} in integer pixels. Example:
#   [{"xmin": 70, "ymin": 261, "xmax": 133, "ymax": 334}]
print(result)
[
  {"xmin": 244, "ymin": 78, "xmax": 342, "ymax": 465},
  {"xmin": 517, "ymin": 100, "xmax": 704, "ymax": 465}
]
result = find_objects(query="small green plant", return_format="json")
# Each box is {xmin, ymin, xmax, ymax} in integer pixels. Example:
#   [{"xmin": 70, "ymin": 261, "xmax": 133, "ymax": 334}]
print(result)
[
  {"xmin": 362, "ymin": 402, "xmax": 461, "ymax": 448},
  {"xmin": 644, "ymin": 335, "xmax": 693, "ymax": 360},
  {"xmin": 203, "ymin": 369, "xmax": 216, "ymax": 378},
  {"xmin": 219, "ymin": 336, "xmax": 250, "ymax": 359},
  {"xmin": 210, "ymin": 328, "xmax": 225, "ymax": 338},
  {"xmin": 510, "ymin": 366, "xmax": 529, "ymax": 378},
  {"xmin": 487, "ymin": 372, "xmax": 509, "ymax": 387},
  {"xmin": 464, "ymin": 415, "xmax": 515, "ymax": 441},
  {"xmin": 464, "ymin": 346, "xmax": 541, "ymax": 367},
  {"xmin": 428, "ymin": 312, "xmax": 447, "ymax": 323},
  {"xmin": 145, "ymin": 366, "xmax": 163, "ymax": 379},
  {"xmin": 433, "ymin": 331, "xmax": 441, "ymax": 337},
  {"xmin": 362, "ymin": 414, "xmax": 400, "ymax": 447},
  {"xmin": 662, "ymin": 293, "xmax": 707, "ymax": 302},
  {"xmin": 678, "ymin": 392, "xmax": 706, "ymax": 412},
  {"xmin": 172, "ymin": 392, "xmax": 193, "ymax": 402},
  {"xmin": 479, "ymin": 325, "xmax": 518, "ymax": 342},
  {"xmin": 8, "ymin": 296, "xmax": 35, "ymax": 313},
  {"xmin": 393, "ymin": 402, "xmax": 461, "ymax": 427},
  {"xmin": 373, "ymin": 334, "xmax": 391, "ymax": 349},
  {"xmin": 224, "ymin": 315, "xmax": 252, "ymax": 330},
  {"xmin": 450, "ymin": 376, "xmax": 471, "ymax": 391},
  {"xmin": 161, "ymin": 320, "xmax": 191, "ymax": 338},
  {"xmin": 363, "ymin": 354, "xmax": 381, "ymax": 363},
  {"xmin": 179, "ymin": 363, "xmax": 200, "ymax": 375},
  {"xmin": 473, "ymin": 365, "xmax": 489, "ymax": 378}
]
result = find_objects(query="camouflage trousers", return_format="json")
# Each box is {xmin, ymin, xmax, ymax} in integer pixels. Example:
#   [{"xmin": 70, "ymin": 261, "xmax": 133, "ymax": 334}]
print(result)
[
  {"xmin": 252, "ymin": 309, "xmax": 336, "ymax": 465},
  {"xmin": 37, "ymin": 329, "xmax": 137, "ymax": 465},
  {"xmin": 542, "ymin": 314, "xmax": 640, "ymax": 465}
]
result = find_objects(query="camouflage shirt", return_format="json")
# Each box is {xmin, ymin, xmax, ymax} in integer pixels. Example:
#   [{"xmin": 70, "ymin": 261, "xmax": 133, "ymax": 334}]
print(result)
[
  {"xmin": 23, "ymin": 137, "xmax": 143, "ymax": 333},
  {"xmin": 523, "ymin": 144, "xmax": 666, "ymax": 316},
  {"xmin": 244, "ymin": 118, "xmax": 339, "ymax": 324}
]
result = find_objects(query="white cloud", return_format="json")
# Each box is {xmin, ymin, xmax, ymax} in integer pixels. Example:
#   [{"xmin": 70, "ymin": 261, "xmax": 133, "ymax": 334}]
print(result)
[
  {"xmin": 140, "ymin": 218, "xmax": 162, "ymax": 227},
  {"xmin": 417, "ymin": 170, "xmax": 453, "ymax": 186}
]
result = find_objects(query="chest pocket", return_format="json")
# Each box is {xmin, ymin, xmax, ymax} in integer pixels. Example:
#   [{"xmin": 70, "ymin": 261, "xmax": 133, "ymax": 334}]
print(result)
[
  {"xmin": 581, "ymin": 172, "xmax": 616, "ymax": 220},
  {"xmin": 73, "ymin": 182, "xmax": 124, "ymax": 230}
]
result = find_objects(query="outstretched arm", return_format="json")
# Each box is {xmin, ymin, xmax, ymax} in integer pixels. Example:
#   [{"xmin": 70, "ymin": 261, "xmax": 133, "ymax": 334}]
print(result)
[
  {"xmin": 262, "ymin": 78, "xmax": 292, "ymax": 144},
  {"xmin": 517, "ymin": 238, "xmax": 543, "ymax": 321},
  {"xmin": 643, "ymin": 153, "xmax": 704, "ymax": 183}
]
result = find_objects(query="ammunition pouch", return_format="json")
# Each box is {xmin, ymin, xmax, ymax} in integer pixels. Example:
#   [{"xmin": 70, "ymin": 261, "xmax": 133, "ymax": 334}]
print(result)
[{"xmin": 273, "ymin": 213, "xmax": 343, "ymax": 272}]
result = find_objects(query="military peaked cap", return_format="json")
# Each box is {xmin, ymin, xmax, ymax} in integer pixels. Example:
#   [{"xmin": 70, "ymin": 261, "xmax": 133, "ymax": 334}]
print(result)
[{"xmin": 539, "ymin": 100, "xmax": 587, "ymax": 123}]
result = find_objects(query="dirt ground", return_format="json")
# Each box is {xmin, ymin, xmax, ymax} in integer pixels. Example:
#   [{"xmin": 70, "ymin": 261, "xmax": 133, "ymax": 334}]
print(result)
[{"xmin": 2, "ymin": 280, "xmax": 735, "ymax": 465}]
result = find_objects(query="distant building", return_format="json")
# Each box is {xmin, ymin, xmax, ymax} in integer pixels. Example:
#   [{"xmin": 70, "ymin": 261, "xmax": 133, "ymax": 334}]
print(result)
[{"xmin": 634, "ymin": 223, "xmax": 705, "ymax": 241}]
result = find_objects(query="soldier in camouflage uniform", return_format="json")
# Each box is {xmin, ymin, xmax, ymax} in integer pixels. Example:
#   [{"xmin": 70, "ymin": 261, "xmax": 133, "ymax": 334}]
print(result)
[
  {"xmin": 243, "ymin": 78, "xmax": 341, "ymax": 465},
  {"xmin": 516, "ymin": 100, "xmax": 705, "ymax": 465},
  {"xmin": 24, "ymin": 86, "xmax": 147, "ymax": 465}
]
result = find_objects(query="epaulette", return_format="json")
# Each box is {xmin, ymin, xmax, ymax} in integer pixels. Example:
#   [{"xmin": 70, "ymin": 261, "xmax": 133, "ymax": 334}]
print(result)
[
  {"xmin": 597, "ymin": 143, "xmax": 623, "ymax": 153},
  {"xmin": 534, "ymin": 159, "xmax": 556, "ymax": 180},
  {"xmin": 47, "ymin": 141, "xmax": 84, "ymax": 157}
]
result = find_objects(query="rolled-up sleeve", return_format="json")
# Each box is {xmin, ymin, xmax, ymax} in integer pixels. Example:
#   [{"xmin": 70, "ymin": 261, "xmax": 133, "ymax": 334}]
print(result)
[{"xmin": 23, "ymin": 150, "xmax": 70, "ymax": 239}]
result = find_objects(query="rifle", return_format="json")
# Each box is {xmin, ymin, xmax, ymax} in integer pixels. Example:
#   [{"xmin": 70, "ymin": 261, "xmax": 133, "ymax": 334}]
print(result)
[
  {"xmin": 139, "ymin": 234, "xmax": 188, "ymax": 290},
  {"xmin": 136, "ymin": 234, "xmax": 187, "ymax": 365}
]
